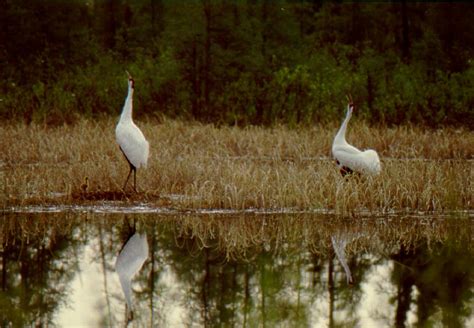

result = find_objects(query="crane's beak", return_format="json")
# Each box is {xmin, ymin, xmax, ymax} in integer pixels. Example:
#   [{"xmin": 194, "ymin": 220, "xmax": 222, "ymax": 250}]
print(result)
[
  {"xmin": 346, "ymin": 94, "xmax": 354, "ymax": 109},
  {"xmin": 125, "ymin": 70, "xmax": 134, "ymax": 88},
  {"xmin": 346, "ymin": 93, "xmax": 353, "ymax": 103}
]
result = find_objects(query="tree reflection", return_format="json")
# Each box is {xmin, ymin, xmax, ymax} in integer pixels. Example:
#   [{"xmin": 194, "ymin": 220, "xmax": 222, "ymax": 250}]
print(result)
[
  {"xmin": 0, "ymin": 213, "xmax": 82, "ymax": 326},
  {"xmin": 0, "ymin": 213, "xmax": 472, "ymax": 327},
  {"xmin": 391, "ymin": 236, "xmax": 474, "ymax": 328},
  {"xmin": 154, "ymin": 217, "xmax": 370, "ymax": 327}
]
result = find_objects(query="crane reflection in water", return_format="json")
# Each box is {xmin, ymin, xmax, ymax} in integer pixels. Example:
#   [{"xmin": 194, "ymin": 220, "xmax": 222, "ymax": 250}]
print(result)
[{"xmin": 115, "ymin": 227, "xmax": 149, "ymax": 321}]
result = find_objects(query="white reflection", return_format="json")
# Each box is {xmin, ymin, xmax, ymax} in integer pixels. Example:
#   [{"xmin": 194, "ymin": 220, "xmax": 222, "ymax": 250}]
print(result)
[
  {"xmin": 115, "ymin": 232, "xmax": 149, "ymax": 318},
  {"xmin": 331, "ymin": 234, "xmax": 353, "ymax": 284}
]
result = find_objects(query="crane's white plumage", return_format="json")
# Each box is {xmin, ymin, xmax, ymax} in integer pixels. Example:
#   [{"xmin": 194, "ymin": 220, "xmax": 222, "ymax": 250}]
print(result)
[
  {"xmin": 115, "ymin": 232, "xmax": 149, "ymax": 311},
  {"xmin": 116, "ymin": 74, "xmax": 149, "ymax": 191},
  {"xmin": 332, "ymin": 101, "xmax": 381, "ymax": 176}
]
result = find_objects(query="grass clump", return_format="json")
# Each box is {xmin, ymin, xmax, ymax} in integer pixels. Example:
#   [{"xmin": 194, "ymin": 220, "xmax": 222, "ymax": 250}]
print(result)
[{"xmin": 0, "ymin": 118, "xmax": 472, "ymax": 214}]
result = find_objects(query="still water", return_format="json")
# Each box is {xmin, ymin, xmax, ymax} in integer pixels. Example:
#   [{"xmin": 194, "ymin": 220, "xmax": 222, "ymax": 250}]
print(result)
[{"xmin": 0, "ymin": 209, "xmax": 473, "ymax": 327}]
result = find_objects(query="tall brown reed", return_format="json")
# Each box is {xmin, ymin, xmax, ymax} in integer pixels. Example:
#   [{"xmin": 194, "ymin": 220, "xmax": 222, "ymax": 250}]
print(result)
[{"xmin": 0, "ymin": 118, "xmax": 472, "ymax": 213}]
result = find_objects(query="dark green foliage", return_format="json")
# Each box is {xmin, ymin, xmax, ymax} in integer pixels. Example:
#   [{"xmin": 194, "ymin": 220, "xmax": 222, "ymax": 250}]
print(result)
[{"xmin": 0, "ymin": 1, "xmax": 473, "ymax": 127}]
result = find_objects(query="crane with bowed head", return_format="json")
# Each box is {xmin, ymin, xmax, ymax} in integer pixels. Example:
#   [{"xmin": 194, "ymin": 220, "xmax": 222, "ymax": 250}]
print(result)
[
  {"xmin": 116, "ymin": 72, "xmax": 149, "ymax": 192},
  {"xmin": 332, "ymin": 95, "xmax": 381, "ymax": 177}
]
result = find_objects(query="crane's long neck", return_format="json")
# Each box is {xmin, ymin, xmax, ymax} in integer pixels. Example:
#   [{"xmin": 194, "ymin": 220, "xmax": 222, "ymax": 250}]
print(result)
[
  {"xmin": 334, "ymin": 106, "xmax": 352, "ymax": 145},
  {"xmin": 120, "ymin": 84, "xmax": 134, "ymax": 122}
]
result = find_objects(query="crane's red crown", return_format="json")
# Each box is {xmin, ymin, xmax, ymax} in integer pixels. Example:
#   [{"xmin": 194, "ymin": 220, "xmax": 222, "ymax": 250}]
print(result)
[{"xmin": 347, "ymin": 94, "xmax": 354, "ymax": 111}]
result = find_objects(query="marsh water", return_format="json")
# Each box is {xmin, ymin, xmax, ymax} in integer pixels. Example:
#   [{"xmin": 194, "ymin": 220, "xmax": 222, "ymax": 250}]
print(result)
[{"xmin": 0, "ymin": 208, "xmax": 473, "ymax": 327}]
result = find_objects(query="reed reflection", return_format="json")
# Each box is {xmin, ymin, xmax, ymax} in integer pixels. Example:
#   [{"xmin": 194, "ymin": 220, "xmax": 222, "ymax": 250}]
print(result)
[{"xmin": 0, "ymin": 212, "xmax": 472, "ymax": 327}]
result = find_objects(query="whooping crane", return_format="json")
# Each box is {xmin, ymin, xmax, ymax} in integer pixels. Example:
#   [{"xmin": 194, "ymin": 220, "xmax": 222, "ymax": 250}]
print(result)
[
  {"xmin": 115, "ymin": 72, "xmax": 149, "ymax": 192},
  {"xmin": 332, "ymin": 96, "xmax": 381, "ymax": 177}
]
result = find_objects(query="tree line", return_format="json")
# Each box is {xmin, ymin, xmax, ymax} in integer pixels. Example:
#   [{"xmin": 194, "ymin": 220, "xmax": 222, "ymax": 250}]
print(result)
[{"xmin": 1, "ymin": 1, "xmax": 473, "ymax": 127}]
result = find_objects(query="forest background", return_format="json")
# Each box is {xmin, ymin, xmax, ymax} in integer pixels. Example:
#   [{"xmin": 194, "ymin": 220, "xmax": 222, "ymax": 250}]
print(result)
[{"xmin": 1, "ymin": 1, "xmax": 473, "ymax": 127}]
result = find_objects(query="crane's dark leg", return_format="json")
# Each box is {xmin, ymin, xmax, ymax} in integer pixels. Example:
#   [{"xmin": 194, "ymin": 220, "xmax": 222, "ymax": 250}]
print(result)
[
  {"xmin": 123, "ymin": 164, "xmax": 137, "ymax": 192},
  {"xmin": 119, "ymin": 147, "xmax": 137, "ymax": 192},
  {"xmin": 123, "ymin": 165, "xmax": 133, "ymax": 190},
  {"xmin": 336, "ymin": 159, "xmax": 354, "ymax": 177},
  {"xmin": 340, "ymin": 166, "xmax": 354, "ymax": 177},
  {"xmin": 132, "ymin": 167, "xmax": 137, "ymax": 192}
]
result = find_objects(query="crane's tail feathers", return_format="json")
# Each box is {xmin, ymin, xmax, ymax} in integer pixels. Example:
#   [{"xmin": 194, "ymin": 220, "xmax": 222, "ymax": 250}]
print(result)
[{"xmin": 363, "ymin": 149, "xmax": 381, "ymax": 174}]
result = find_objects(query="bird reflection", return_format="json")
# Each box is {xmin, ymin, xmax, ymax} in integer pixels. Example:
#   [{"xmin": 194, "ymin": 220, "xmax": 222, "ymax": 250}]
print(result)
[
  {"xmin": 331, "ymin": 234, "xmax": 353, "ymax": 285},
  {"xmin": 115, "ymin": 228, "xmax": 149, "ymax": 321}
]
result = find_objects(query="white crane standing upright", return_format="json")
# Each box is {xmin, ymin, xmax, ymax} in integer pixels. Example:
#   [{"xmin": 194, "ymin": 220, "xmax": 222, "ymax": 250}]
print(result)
[
  {"xmin": 332, "ymin": 96, "xmax": 381, "ymax": 176},
  {"xmin": 116, "ymin": 72, "xmax": 149, "ymax": 192}
]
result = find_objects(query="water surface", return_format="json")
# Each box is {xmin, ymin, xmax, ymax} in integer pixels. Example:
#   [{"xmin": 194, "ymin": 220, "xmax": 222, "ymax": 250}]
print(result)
[{"xmin": 0, "ymin": 211, "xmax": 472, "ymax": 327}]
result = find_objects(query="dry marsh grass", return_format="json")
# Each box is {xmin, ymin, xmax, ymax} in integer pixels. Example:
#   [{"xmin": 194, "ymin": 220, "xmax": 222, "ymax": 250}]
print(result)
[{"xmin": 1, "ymin": 118, "xmax": 473, "ymax": 213}]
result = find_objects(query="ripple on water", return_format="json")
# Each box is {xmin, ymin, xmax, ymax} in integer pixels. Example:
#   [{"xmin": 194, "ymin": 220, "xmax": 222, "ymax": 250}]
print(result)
[{"xmin": 2, "ymin": 202, "xmax": 473, "ymax": 218}]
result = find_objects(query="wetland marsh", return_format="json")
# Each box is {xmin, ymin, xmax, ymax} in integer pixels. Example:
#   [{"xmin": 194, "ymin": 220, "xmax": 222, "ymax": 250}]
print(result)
[
  {"xmin": 2, "ymin": 2, "xmax": 474, "ymax": 326},
  {"xmin": 0, "ymin": 120, "xmax": 473, "ymax": 327},
  {"xmin": 1, "ymin": 119, "xmax": 472, "ymax": 213}
]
